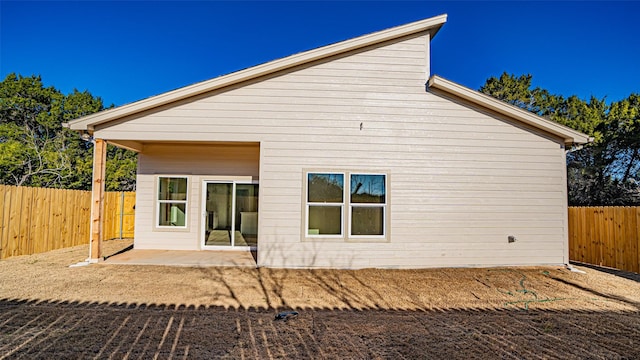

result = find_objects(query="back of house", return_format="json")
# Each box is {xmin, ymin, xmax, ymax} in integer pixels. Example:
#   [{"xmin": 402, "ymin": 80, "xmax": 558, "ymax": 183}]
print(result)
[{"xmin": 66, "ymin": 14, "xmax": 590, "ymax": 269}]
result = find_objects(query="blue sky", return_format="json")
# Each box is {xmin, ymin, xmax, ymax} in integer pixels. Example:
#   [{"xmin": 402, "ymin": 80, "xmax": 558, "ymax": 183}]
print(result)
[{"xmin": 1, "ymin": 1, "xmax": 638, "ymax": 107}]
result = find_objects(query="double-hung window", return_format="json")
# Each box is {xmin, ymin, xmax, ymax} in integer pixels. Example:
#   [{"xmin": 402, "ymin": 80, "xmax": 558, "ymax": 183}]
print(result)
[
  {"xmin": 305, "ymin": 171, "xmax": 387, "ymax": 240},
  {"xmin": 306, "ymin": 173, "xmax": 344, "ymax": 236},
  {"xmin": 157, "ymin": 177, "xmax": 188, "ymax": 228},
  {"xmin": 350, "ymin": 174, "xmax": 386, "ymax": 237}
]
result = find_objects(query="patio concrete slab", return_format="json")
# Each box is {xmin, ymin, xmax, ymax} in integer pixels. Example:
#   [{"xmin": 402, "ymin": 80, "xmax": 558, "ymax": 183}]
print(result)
[{"xmin": 103, "ymin": 249, "xmax": 257, "ymax": 267}]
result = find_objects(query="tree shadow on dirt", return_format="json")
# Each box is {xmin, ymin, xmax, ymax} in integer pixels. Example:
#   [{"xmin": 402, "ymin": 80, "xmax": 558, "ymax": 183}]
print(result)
[
  {"xmin": 1, "ymin": 297, "xmax": 639, "ymax": 359},
  {"xmin": 196, "ymin": 242, "xmax": 413, "ymax": 311}
]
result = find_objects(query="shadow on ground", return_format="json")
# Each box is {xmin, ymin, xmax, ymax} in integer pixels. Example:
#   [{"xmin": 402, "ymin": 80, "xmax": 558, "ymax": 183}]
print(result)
[
  {"xmin": 570, "ymin": 261, "xmax": 640, "ymax": 283},
  {"xmin": 1, "ymin": 298, "xmax": 639, "ymax": 359}
]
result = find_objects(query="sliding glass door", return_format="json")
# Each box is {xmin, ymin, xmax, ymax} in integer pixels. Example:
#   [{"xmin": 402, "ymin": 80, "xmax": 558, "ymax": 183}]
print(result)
[{"xmin": 202, "ymin": 181, "xmax": 258, "ymax": 249}]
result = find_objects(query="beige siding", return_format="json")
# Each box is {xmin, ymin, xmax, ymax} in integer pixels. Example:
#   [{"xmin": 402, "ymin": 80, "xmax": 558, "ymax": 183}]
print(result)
[
  {"xmin": 134, "ymin": 143, "xmax": 259, "ymax": 250},
  {"xmin": 100, "ymin": 33, "xmax": 569, "ymax": 268}
]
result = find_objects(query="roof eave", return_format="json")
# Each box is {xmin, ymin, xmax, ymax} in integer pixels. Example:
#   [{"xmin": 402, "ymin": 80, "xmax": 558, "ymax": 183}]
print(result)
[
  {"xmin": 66, "ymin": 15, "xmax": 448, "ymax": 131},
  {"xmin": 427, "ymin": 75, "xmax": 592, "ymax": 146}
]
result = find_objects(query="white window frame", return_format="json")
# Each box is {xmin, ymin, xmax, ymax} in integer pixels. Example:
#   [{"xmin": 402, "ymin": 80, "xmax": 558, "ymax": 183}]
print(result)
[
  {"xmin": 305, "ymin": 172, "xmax": 345, "ymax": 238},
  {"xmin": 304, "ymin": 170, "xmax": 389, "ymax": 241},
  {"xmin": 348, "ymin": 173, "xmax": 387, "ymax": 239},
  {"xmin": 156, "ymin": 176, "xmax": 188, "ymax": 229}
]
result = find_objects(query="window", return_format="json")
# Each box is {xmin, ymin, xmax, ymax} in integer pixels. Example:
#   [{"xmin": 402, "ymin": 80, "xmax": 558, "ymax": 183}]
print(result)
[
  {"xmin": 350, "ymin": 174, "xmax": 386, "ymax": 237},
  {"xmin": 306, "ymin": 173, "xmax": 344, "ymax": 236},
  {"xmin": 157, "ymin": 177, "xmax": 188, "ymax": 227},
  {"xmin": 305, "ymin": 171, "xmax": 387, "ymax": 240}
]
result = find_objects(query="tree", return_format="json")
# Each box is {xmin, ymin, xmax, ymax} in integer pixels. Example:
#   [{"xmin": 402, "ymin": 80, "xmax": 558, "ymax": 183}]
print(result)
[
  {"xmin": 0, "ymin": 73, "xmax": 137, "ymax": 191},
  {"xmin": 480, "ymin": 72, "xmax": 640, "ymax": 205}
]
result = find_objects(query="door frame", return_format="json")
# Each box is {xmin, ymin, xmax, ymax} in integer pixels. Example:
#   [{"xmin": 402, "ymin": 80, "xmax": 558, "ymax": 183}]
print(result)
[{"xmin": 201, "ymin": 179, "xmax": 258, "ymax": 251}]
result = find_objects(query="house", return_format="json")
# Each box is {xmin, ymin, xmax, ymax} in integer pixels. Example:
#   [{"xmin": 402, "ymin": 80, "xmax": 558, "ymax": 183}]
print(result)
[{"xmin": 65, "ymin": 14, "xmax": 591, "ymax": 269}]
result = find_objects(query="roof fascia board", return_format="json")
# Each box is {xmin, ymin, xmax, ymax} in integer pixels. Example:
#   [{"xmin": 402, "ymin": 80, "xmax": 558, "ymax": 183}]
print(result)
[
  {"xmin": 67, "ymin": 15, "xmax": 447, "ymax": 131},
  {"xmin": 427, "ymin": 75, "xmax": 592, "ymax": 145}
]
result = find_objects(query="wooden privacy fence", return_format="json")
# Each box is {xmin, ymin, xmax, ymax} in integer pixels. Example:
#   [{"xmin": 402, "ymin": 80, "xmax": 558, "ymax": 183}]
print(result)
[
  {"xmin": 569, "ymin": 206, "xmax": 640, "ymax": 273},
  {"xmin": 0, "ymin": 185, "xmax": 135, "ymax": 259},
  {"xmin": 103, "ymin": 191, "xmax": 136, "ymax": 242}
]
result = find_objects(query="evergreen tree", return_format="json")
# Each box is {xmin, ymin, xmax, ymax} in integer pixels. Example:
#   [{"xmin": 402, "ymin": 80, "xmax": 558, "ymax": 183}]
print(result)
[
  {"xmin": 0, "ymin": 73, "xmax": 136, "ymax": 190},
  {"xmin": 481, "ymin": 72, "xmax": 640, "ymax": 205}
]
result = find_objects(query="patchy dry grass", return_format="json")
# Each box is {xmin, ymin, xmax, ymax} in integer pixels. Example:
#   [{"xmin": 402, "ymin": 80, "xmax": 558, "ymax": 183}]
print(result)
[{"xmin": 1, "ymin": 239, "xmax": 638, "ymax": 312}]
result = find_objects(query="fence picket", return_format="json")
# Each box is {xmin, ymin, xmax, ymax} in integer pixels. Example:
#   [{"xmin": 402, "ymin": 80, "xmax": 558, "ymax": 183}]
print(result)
[
  {"xmin": 0, "ymin": 185, "xmax": 135, "ymax": 259},
  {"xmin": 568, "ymin": 206, "xmax": 640, "ymax": 273}
]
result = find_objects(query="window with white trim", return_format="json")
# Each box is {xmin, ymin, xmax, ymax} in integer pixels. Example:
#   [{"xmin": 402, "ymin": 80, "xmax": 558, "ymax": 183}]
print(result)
[
  {"xmin": 350, "ymin": 174, "xmax": 386, "ymax": 237},
  {"xmin": 306, "ymin": 173, "xmax": 344, "ymax": 236},
  {"xmin": 157, "ymin": 177, "xmax": 188, "ymax": 228},
  {"xmin": 305, "ymin": 171, "xmax": 387, "ymax": 239}
]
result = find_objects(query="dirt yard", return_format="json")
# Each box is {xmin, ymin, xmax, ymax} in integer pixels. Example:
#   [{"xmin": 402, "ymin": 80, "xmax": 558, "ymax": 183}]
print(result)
[{"xmin": 1, "ymin": 239, "xmax": 639, "ymax": 359}]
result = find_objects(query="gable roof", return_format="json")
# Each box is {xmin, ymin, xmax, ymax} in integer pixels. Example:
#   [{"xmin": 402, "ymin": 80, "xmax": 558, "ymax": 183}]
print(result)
[
  {"xmin": 65, "ymin": 15, "xmax": 448, "ymax": 132},
  {"xmin": 427, "ymin": 75, "xmax": 592, "ymax": 146}
]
